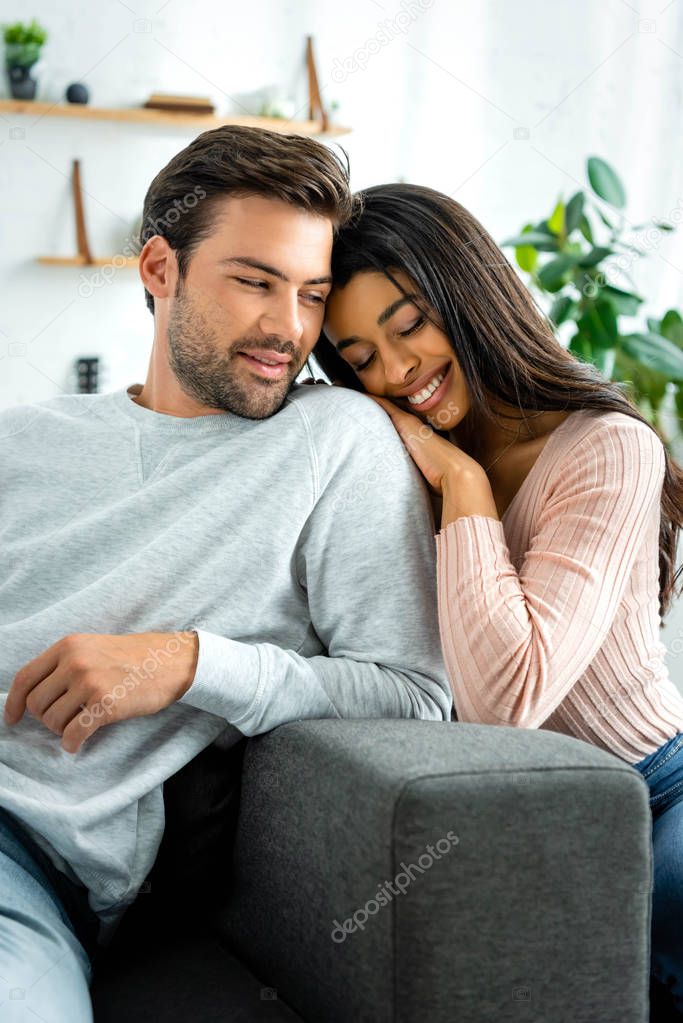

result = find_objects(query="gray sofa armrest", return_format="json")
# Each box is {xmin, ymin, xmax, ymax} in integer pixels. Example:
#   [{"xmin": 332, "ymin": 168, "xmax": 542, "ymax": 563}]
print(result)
[{"xmin": 218, "ymin": 720, "xmax": 652, "ymax": 1023}]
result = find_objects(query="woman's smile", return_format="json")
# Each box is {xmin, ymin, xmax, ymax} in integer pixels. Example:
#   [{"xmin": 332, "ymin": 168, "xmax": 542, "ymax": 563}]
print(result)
[{"xmin": 396, "ymin": 361, "xmax": 453, "ymax": 413}]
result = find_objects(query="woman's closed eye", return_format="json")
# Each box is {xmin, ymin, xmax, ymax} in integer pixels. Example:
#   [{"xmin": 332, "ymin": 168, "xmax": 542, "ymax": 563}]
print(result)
[{"xmin": 353, "ymin": 315, "xmax": 426, "ymax": 372}]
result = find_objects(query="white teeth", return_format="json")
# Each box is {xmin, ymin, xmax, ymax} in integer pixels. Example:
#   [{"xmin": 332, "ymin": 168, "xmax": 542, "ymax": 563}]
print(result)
[
  {"xmin": 248, "ymin": 355, "xmax": 281, "ymax": 366},
  {"xmin": 407, "ymin": 370, "xmax": 445, "ymax": 405}
]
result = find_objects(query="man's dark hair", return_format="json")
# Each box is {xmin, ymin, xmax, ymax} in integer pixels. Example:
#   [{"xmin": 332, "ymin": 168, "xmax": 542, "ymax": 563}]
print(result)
[{"xmin": 139, "ymin": 124, "xmax": 353, "ymax": 314}]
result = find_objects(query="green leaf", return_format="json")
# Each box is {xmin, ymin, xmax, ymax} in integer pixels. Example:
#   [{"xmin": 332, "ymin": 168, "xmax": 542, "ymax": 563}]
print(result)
[
  {"xmin": 659, "ymin": 309, "xmax": 683, "ymax": 348},
  {"xmin": 593, "ymin": 205, "xmax": 615, "ymax": 230},
  {"xmin": 621, "ymin": 332, "xmax": 683, "ymax": 380},
  {"xmin": 565, "ymin": 192, "xmax": 585, "ymax": 235},
  {"xmin": 577, "ymin": 246, "xmax": 613, "ymax": 268},
  {"xmin": 515, "ymin": 245, "xmax": 538, "ymax": 272},
  {"xmin": 549, "ymin": 295, "xmax": 579, "ymax": 326},
  {"xmin": 579, "ymin": 214, "xmax": 594, "ymax": 244},
  {"xmin": 577, "ymin": 299, "xmax": 618, "ymax": 349},
  {"xmin": 600, "ymin": 285, "xmax": 643, "ymax": 316},
  {"xmin": 614, "ymin": 349, "xmax": 670, "ymax": 414},
  {"xmin": 568, "ymin": 331, "xmax": 593, "ymax": 362},
  {"xmin": 649, "ymin": 379, "xmax": 669, "ymax": 410},
  {"xmin": 587, "ymin": 157, "xmax": 626, "ymax": 209},
  {"xmin": 592, "ymin": 347, "xmax": 617, "ymax": 378},
  {"xmin": 548, "ymin": 199, "xmax": 565, "ymax": 236},
  {"xmin": 537, "ymin": 254, "xmax": 581, "ymax": 291},
  {"xmin": 502, "ymin": 232, "xmax": 559, "ymax": 251}
]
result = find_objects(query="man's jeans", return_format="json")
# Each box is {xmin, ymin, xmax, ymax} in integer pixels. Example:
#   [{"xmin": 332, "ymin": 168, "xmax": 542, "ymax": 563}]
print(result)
[
  {"xmin": 0, "ymin": 806, "xmax": 96, "ymax": 1022},
  {"xmin": 632, "ymin": 731, "xmax": 683, "ymax": 1017}
]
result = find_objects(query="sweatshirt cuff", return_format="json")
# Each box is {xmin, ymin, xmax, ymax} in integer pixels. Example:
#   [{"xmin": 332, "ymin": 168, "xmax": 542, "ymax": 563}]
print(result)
[{"xmin": 177, "ymin": 627, "xmax": 263, "ymax": 726}]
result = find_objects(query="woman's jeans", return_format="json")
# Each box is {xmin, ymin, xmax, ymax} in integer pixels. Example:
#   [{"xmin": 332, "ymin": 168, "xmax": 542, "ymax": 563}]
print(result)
[
  {"xmin": 0, "ymin": 806, "xmax": 96, "ymax": 1022},
  {"xmin": 632, "ymin": 731, "xmax": 683, "ymax": 1015}
]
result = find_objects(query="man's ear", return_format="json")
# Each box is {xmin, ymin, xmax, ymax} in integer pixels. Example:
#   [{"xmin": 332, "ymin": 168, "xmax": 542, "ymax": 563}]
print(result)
[{"xmin": 139, "ymin": 236, "xmax": 177, "ymax": 305}]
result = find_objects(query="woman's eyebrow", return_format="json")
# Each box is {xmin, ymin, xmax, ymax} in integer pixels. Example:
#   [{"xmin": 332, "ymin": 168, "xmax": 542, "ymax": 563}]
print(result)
[
  {"xmin": 336, "ymin": 293, "xmax": 421, "ymax": 351},
  {"xmin": 377, "ymin": 293, "xmax": 419, "ymax": 325}
]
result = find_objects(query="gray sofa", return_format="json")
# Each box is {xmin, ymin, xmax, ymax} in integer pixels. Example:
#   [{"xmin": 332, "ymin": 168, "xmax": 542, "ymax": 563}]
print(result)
[{"xmin": 90, "ymin": 720, "xmax": 653, "ymax": 1022}]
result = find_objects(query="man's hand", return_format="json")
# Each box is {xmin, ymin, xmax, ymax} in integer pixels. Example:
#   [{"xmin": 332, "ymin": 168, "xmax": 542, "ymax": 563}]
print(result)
[{"xmin": 3, "ymin": 631, "xmax": 199, "ymax": 755}]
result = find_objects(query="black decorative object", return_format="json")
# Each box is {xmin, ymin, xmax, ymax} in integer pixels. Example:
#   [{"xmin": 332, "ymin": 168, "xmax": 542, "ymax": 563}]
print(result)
[
  {"xmin": 65, "ymin": 82, "xmax": 89, "ymax": 105},
  {"xmin": 75, "ymin": 357, "xmax": 100, "ymax": 394}
]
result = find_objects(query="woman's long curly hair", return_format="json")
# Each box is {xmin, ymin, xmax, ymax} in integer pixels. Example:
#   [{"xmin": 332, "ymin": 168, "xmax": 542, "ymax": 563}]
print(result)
[{"xmin": 312, "ymin": 183, "xmax": 683, "ymax": 620}]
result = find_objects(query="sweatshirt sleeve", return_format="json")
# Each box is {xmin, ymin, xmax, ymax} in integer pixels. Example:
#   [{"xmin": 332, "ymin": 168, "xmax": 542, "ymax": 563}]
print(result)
[
  {"xmin": 178, "ymin": 396, "xmax": 452, "ymax": 734},
  {"xmin": 435, "ymin": 417, "xmax": 666, "ymax": 728}
]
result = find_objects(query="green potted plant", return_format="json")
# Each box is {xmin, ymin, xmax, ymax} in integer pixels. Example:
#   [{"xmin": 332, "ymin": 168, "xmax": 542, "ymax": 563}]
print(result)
[
  {"xmin": 502, "ymin": 156, "xmax": 683, "ymax": 448},
  {"xmin": 3, "ymin": 18, "xmax": 48, "ymax": 100}
]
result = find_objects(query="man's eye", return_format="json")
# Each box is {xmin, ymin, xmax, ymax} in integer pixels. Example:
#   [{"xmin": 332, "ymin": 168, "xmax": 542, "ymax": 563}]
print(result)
[
  {"xmin": 236, "ymin": 278, "xmax": 267, "ymax": 289},
  {"xmin": 302, "ymin": 293, "xmax": 326, "ymax": 305}
]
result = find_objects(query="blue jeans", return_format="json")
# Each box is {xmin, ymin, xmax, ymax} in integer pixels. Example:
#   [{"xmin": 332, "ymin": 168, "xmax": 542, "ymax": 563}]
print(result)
[
  {"xmin": 632, "ymin": 731, "xmax": 683, "ymax": 1016},
  {"xmin": 0, "ymin": 806, "xmax": 96, "ymax": 1021}
]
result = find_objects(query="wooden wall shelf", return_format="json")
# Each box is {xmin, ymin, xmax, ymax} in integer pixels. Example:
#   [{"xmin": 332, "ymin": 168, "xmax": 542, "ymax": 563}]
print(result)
[
  {"xmin": 36, "ymin": 159, "xmax": 142, "ymax": 268},
  {"xmin": 37, "ymin": 255, "xmax": 139, "ymax": 267},
  {"xmin": 0, "ymin": 99, "xmax": 351, "ymax": 137}
]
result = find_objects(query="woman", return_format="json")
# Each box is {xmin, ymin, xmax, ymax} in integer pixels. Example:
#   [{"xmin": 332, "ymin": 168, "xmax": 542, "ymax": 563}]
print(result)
[{"xmin": 309, "ymin": 183, "xmax": 683, "ymax": 1016}]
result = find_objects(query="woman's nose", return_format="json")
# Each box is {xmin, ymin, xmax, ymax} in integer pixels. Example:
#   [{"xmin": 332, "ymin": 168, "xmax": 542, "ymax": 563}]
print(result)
[{"xmin": 384, "ymin": 353, "xmax": 419, "ymax": 388}]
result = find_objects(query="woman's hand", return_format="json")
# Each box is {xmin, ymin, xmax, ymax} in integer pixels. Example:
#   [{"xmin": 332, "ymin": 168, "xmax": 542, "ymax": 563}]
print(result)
[{"xmin": 365, "ymin": 394, "xmax": 483, "ymax": 497}]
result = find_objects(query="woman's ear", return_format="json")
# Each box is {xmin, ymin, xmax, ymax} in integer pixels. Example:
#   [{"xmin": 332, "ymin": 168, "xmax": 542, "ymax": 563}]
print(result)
[{"xmin": 139, "ymin": 236, "xmax": 177, "ymax": 306}]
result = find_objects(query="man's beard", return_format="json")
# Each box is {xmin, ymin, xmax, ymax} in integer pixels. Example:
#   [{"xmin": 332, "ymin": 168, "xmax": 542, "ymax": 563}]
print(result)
[{"xmin": 167, "ymin": 281, "xmax": 302, "ymax": 420}]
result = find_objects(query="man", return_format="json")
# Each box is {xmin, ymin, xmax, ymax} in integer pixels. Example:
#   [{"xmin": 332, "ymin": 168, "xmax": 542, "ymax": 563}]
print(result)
[{"xmin": 0, "ymin": 125, "xmax": 451, "ymax": 1021}]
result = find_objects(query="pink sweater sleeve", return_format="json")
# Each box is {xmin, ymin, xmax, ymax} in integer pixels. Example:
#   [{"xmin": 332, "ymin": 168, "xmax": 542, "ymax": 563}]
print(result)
[{"xmin": 435, "ymin": 418, "xmax": 666, "ymax": 728}]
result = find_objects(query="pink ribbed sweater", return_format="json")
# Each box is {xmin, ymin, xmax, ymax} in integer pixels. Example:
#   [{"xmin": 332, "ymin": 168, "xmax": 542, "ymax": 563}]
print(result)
[{"xmin": 435, "ymin": 408, "xmax": 683, "ymax": 764}]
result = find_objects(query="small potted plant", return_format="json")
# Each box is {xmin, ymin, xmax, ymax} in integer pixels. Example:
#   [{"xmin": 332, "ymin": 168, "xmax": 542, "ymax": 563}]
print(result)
[{"xmin": 3, "ymin": 19, "xmax": 48, "ymax": 100}]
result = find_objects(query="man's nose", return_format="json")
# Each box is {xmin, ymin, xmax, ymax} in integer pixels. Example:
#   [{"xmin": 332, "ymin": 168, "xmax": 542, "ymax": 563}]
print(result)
[{"xmin": 260, "ymin": 291, "xmax": 304, "ymax": 344}]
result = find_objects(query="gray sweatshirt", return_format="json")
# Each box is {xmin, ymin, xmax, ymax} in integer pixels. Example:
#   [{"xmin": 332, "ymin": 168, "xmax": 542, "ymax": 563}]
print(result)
[{"xmin": 0, "ymin": 381, "xmax": 451, "ymax": 944}]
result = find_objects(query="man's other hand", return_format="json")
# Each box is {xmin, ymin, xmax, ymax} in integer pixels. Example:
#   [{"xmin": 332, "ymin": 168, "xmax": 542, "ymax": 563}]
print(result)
[{"xmin": 3, "ymin": 631, "xmax": 199, "ymax": 754}]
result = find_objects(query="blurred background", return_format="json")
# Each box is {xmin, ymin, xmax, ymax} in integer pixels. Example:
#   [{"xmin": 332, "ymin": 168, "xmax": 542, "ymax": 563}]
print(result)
[{"xmin": 1, "ymin": 0, "xmax": 682, "ymax": 685}]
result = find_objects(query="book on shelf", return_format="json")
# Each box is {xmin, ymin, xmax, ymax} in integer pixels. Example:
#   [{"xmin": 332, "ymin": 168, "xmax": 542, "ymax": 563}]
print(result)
[{"xmin": 142, "ymin": 92, "xmax": 216, "ymax": 115}]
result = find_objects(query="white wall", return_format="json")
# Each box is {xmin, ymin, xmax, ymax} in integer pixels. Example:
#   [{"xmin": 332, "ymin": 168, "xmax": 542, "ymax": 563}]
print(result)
[{"xmin": 1, "ymin": 0, "xmax": 682, "ymax": 686}]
